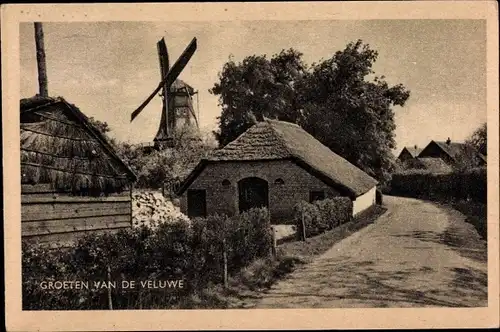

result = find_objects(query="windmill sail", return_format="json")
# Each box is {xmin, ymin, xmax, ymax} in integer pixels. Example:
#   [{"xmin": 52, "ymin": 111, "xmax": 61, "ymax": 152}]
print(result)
[
  {"xmin": 154, "ymin": 38, "xmax": 172, "ymax": 143},
  {"xmin": 130, "ymin": 37, "xmax": 197, "ymax": 122}
]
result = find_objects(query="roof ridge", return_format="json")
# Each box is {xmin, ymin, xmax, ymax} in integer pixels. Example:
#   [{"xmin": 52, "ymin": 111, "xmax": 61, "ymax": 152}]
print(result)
[{"xmin": 265, "ymin": 118, "xmax": 300, "ymax": 127}]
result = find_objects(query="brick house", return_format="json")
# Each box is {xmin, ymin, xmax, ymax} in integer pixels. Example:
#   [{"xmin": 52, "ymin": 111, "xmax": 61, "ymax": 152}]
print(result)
[{"xmin": 176, "ymin": 119, "xmax": 378, "ymax": 221}]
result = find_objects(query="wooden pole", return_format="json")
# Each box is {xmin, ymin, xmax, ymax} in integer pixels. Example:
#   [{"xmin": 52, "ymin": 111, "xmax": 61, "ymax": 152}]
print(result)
[
  {"xmin": 34, "ymin": 22, "xmax": 48, "ymax": 97},
  {"xmin": 301, "ymin": 210, "xmax": 307, "ymax": 242},
  {"xmin": 107, "ymin": 265, "xmax": 113, "ymax": 310},
  {"xmin": 222, "ymin": 238, "xmax": 228, "ymax": 289},
  {"xmin": 271, "ymin": 226, "xmax": 277, "ymax": 258}
]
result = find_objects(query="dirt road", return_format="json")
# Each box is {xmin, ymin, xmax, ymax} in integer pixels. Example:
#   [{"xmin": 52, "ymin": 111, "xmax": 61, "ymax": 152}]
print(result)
[{"xmin": 254, "ymin": 196, "xmax": 488, "ymax": 308}]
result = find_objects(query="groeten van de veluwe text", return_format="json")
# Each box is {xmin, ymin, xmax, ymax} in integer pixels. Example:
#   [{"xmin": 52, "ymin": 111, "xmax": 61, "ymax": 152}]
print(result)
[{"xmin": 39, "ymin": 280, "xmax": 185, "ymax": 290}]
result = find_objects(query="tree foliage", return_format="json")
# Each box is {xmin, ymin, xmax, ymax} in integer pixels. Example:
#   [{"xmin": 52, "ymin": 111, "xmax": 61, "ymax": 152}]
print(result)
[
  {"xmin": 87, "ymin": 116, "xmax": 118, "ymax": 148},
  {"xmin": 86, "ymin": 116, "xmax": 216, "ymax": 189},
  {"xmin": 115, "ymin": 129, "xmax": 216, "ymax": 190},
  {"xmin": 209, "ymin": 49, "xmax": 307, "ymax": 146},
  {"xmin": 466, "ymin": 122, "xmax": 487, "ymax": 156},
  {"xmin": 210, "ymin": 40, "xmax": 411, "ymax": 181}
]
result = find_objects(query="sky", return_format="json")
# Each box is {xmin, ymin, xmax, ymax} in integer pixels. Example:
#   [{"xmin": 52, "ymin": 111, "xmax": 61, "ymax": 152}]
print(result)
[{"xmin": 20, "ymin": 20, "xmax": 486, "ymax": 154}]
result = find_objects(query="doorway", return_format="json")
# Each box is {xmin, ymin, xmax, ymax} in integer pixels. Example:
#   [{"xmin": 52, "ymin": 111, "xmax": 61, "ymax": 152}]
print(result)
[
  {"xmin": 187, "ymin": 189, "xmax": 207, "ymax": 218},
  {"xmin": 238, "ymin": 177, "xmax": 269, "ymax": 213}
]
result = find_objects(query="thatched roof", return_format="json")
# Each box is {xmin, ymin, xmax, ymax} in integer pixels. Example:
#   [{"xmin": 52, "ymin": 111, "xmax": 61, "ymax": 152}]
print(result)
[
  {"xmin": 21, "ymin": 95, "xmax": 137, "ymax": 195},
  {"xmin": 177, "ymin": 119, "xmax": 378, "ymax": 198}
]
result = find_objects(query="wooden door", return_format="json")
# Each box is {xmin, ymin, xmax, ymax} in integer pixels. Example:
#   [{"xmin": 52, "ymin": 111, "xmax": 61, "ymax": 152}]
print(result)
[
  {"xmin": 187, "ymin": 189, "xmax": 206, "ymax": 218},
  {"xmin": 238, "ymin": 177, "xmax": 269, "ymax": 213}
]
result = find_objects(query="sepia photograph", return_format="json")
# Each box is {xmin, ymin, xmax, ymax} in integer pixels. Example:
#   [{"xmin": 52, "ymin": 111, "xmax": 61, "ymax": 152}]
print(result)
[{"xmin": 3, "ymin": 1, "xmax": 499, "ymax": 331}]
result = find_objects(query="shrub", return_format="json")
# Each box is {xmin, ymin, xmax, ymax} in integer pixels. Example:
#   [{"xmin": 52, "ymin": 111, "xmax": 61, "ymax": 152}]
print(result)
[
  {"xmin": 293, "ymin": 200, "xmax": 323, "ymax": 237},
  {"xmin": 226, "ymin": 208, "xmax": 273, "ymax": 272},
  {"xmin": 294, "ymin": 197, "xmax": 353, "ymax": 238},
  {"xmin": 23, "ymin": 209, "xmax": 273, "ymax": 310},
  {"xmin": 314, "ymin": 197, "xmax": 352, "ymax": 228}
]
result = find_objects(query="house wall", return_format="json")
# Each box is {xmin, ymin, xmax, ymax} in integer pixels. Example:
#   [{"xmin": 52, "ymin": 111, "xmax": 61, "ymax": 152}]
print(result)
[
  {"xmin": 352, "ymin": 186, "xmax": 377, "ymax": 216},
  {"xmin": 179, "ymin": 160, "xmax": 341, "ymax": 222},
  {"xmin": 21, "ymin": 184, "xmax": 132, "ymax": 247}
]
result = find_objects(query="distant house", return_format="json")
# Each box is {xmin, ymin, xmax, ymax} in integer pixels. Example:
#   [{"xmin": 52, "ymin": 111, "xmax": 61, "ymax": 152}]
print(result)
[
  {"xmin": 418, "ymin": 138, "xmax": 486, "ymax": 168},
  {"xmin": 176, "ymin": 119, "xmax": 378, "ymax": 221},
  {"xmin": 21, "ymin": 96, "xmax": 137, "ymax": 246},
  {"xmin": 397, "ymin": 145, "xmax": 422, "ymax": 163}
]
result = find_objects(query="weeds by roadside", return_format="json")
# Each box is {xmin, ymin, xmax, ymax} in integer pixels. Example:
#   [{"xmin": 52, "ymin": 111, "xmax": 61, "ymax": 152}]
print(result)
[
  {"xmin": 279, "ymin": 205, "xmax": 387, "ymax": 261},
  {"xmin": 451, "ymin": 200, "xmax": 487, "ymax": 240}
]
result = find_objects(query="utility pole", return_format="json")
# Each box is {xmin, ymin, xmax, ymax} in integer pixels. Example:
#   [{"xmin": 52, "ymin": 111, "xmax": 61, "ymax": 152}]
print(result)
[{"xmin": 34, "ymin": 22, "xmax": 48, "ymax": 97}]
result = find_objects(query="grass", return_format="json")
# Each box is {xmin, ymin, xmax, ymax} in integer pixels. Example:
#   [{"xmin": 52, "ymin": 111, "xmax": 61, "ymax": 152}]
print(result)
[
  {"xmin": 451, "ymin": 200, "xmax": 487, "ymax": 240},
  {"xmin": 278, "ymin": 205, "xmax": 387, "ymax": 260}
]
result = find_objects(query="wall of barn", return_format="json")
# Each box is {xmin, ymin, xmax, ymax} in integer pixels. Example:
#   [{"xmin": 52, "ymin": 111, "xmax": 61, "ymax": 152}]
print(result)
[
  {"xmin": 352, "ymin": 186, "xmax": 376, "ymax": 216},
  {"xmin": 21, "ymin": 184, "xmax": 132, "ymax": 247},
  {"xmin": 179, "ymin": 160, "xmax": 341, "ymax": 223}
]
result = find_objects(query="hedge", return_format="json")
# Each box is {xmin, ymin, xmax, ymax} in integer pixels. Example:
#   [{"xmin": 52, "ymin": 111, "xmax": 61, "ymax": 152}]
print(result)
[
  {"xmin": 293, "ymin": 197, "xmax": 353, "ymax": 237},
  {"xmin": 22, "ymin": 208, "xmax": 272, "ymax": 310},
  {"xmin": 390, "ymin": 167, "xmax": 486, "ymax": 203}
]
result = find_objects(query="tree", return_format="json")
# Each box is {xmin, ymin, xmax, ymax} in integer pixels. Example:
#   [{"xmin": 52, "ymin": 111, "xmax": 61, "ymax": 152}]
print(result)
[
  {"xmin": 86, "ymin": 116, "xmax": 216, "ymax": 190},
  {"xmin": 209, "ymin": 49, "xmax": 307, "ymax": 146},
  {"xmin": 210, "ymin": 40, "xmax": 410, "ymax": 181},
  {"xmin": 466, "ymin": 123, "xmax": 487, "ymax": 156},
  {"xmin": 115, "ymin": 128, "xmax": 217, "ymax": 190},
  {"xmin": 87, "ymin": 116, "xmax": 117, "ymax": 147}
]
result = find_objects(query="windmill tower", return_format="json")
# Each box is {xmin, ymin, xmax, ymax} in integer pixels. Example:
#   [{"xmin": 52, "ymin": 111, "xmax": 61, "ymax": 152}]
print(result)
[{"xmin": 131, "ymin": 37, "xmax": 200, "ymax": 150}]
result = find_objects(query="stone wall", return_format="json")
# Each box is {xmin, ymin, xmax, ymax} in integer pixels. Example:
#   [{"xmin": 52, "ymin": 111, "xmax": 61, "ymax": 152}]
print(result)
[{"xmin": 133, "ymin": 190, "xmax": 189, "ymax": 228}]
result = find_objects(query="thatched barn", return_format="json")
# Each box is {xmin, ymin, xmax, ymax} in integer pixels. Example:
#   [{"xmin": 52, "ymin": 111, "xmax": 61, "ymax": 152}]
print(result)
[
  {"xmin": 21, "ymin": 95, "xmax": 137, "ymax": 246},
  {"xmin": 176, "ymin": 119, "xmax": 378, "ymax": 221}
]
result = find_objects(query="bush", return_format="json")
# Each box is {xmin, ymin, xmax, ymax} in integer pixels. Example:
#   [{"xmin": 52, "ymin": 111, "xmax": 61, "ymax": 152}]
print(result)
[
  {"xmin": 314, "ymin": 197, "xmax": 352, "ymax": 228},
  {"xmin": 22, "ymin": 209, "xmax": 273, "ymax": 310},
  {"xmin": 293, "ymin": 200, "xmax": 323, "ymax": 237},
  {"xmin": 226, "ymin": 208, "xmax": 273, "ymax": 272},
  {"xmin": 293, "ymin": 197, "xmax": 352, "ymax": 237},
  {"xmin": 390, "ymin": 167, "xmax": 486, "ymax": 203}
]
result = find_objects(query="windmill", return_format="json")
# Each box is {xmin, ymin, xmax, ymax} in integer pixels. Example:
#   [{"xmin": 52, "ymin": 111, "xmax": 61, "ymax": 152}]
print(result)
[{"xmin": 131, "ymin": 37, "xmax": 200, "ymax": 150}]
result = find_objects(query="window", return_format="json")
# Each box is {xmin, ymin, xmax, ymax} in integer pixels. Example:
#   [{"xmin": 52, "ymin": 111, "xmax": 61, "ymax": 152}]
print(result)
[
  {"xmin": 309, "ymin": 191, "xmax": 325, "ymax": 203},
  {"xmin": 274, "ymin": 178, "xmax": 284, "ymax": 185},
  {"xmin": 222, "ymin": 179, "xmax": 231, "ymax": 186}
]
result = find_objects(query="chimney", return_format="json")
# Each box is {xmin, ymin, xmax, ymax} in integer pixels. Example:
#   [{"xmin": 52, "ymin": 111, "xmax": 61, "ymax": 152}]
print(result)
[
  {"xmin": 446, "ymin": 137, "xmax": 451, "ymax": 145},
  {"xmin": 34, "ymin": 22, "xmax": 48, "ymax": 97}
]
